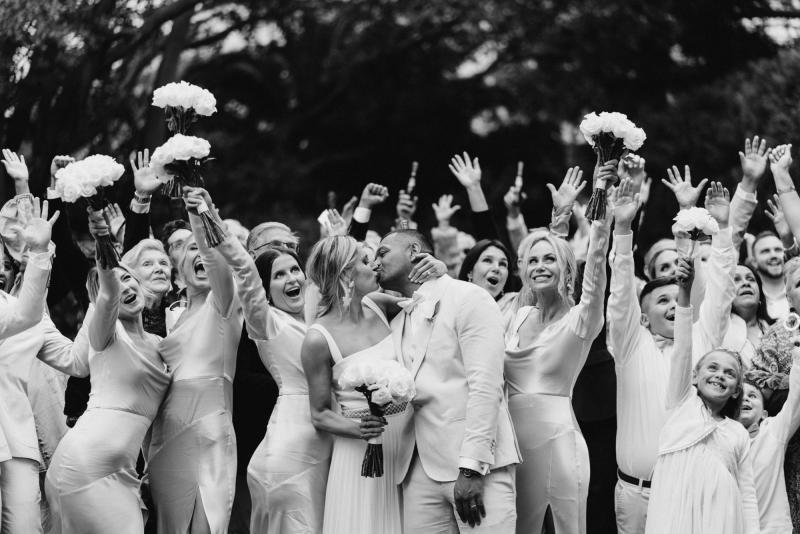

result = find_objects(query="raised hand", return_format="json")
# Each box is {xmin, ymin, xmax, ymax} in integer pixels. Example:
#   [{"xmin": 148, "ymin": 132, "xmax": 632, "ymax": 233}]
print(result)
[
  {"xmin": 130, "ymin": 149, "xmax": 160, "ymax": 196},
  {"xmin": 766, "ymin": 194, "xmax": 791, "ymax": 239},
  {"xmin": 770, "ymin": 143, "xmax": 793, "ymax": 184},
  {"xmin": 662, "ymin": 165, "xmax": 708, "ymax": 210},
  {"xmin": 1, "ymin": 149, "xmax": 29, "ymax": 183},
  {"xmin": 431, "ymin": 194, "xmax": 461, "ymax": 226},
  {"xmin": 396, "ymin": 189, "xmax": 418, "ymax": 220},
  {"xmin": 50, "ymin": 155, "xmax": 75, "ymax": 187},
  {"xmin": 546, "ymin": 166, "xmax": 586, "ymax": 212},
  {"xmin": 620, "ymin": 154, "xmax": 646, "ymax": 189},
  {"xmin": 182, "ymin": 185, "xmax": 215, "ymax": 214},
  {"xmin": 19, "ymin": 198, "xmax": 59, "ymax": 253},
  {"xmin": 448, "ymin": 152, "xmax": 482, "ymax": 190},
  {"xmin": 612, "ymin": 177, "xmax": 640, "ymax": 229},
  {"xmin": 325, "ymin": 209, "xmax": 347, "ymax": 237},
  {"xmin": 503, "ymin": 183, "xmax": 527, "ymax": 219},
  {"xmin": 675, "ymin": 256, "xmax": 694, "ymax": 287},
  {"xmin": 87, "ymin": 208, "xmax": 110, "ymax": 239},
  {"xmin": 704, "ymin": 182, "xmax": 730, "ymax": 228},
  {"xmin": 359, "ymin": 183, "xmax": 389, "ymax": 209},
  {"xmin": 739, "ymin": 136, "xmax": 770, "ymax": 183},
  {"xmin": 593, "ymin": 158, "xmax": 619, "ymax": 187},
  {"xmin": 103, "ymin": 202, "xmax": 126, "ymax": 240},
  {"xmin": 340, "ymin": 196, "xmax": 358, "ymax": 227}
]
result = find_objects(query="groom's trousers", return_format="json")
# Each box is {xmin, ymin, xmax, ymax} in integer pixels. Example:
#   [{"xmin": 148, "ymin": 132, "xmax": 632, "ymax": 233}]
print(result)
[{"xmin": 402, "ymin": 452, "xmax": 516, "ymax": 534}]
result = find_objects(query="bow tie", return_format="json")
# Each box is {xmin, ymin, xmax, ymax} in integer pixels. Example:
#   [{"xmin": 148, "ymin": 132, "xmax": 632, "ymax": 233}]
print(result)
[
  {"xmin": 652, "ymin": 333, "xmax": 674, "ymax": 352},
  {"xmin": 398, "ymin": 292, "xmax": 425, "ymax": 314}
]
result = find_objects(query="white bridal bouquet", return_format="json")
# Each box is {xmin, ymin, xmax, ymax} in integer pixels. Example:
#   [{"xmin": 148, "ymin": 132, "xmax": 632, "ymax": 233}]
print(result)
[
  {"xmin": 55, "ymin": 155, "xmax": 125, "ymax": 268},
  {"xmin": 671, "ymin": 207, "xmax": 719, "ymax": 257},
  {"xmin": 151, "ymin": 81, "xmax": 224, "ymax": 245},
  {"xmin": 152, "ymin": 81, "xmax": 216, "ymax": 134},
  {"xmin": 338, "ymin": 359, "xmax": 416, "ymax": 477},
  {"xmin": 579, "ymin": 111, "xmax": 646, "ymax": 221}
]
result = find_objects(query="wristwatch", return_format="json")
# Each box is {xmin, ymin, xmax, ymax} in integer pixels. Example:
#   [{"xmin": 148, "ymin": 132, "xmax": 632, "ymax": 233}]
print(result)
[{"xmin": 459, "ymin": 467, "xmax": 482, "ymax": 479}]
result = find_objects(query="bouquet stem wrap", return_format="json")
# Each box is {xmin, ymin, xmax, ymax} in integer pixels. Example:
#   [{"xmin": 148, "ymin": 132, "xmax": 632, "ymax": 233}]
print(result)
[
  {"xmin": 163, "ymin": 160, "xmax": 224, "ymax": 246},
  {"xmin": 355, "ymin": 385, "xmax": 385, "ymax": 478},
  {"xmin": 585, "ymin": 133, "xmax": 625, "ymax": 222},
  {"xmin": 87, "ymin": 189, "xmax": 119, "ymax": 269}
]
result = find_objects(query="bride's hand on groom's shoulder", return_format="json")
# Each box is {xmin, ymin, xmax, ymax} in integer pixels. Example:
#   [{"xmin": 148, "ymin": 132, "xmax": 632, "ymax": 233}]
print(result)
[
  {"xmin": 358, "ymin": 415, "xmax": 387, "ymax": 441},
  {"xmin": 409, "ymin": 253, "xmax": 447, "ymax": 284}
]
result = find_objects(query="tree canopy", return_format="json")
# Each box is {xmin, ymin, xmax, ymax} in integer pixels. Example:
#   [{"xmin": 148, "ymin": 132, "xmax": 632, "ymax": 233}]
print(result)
[{"xmin": 2, "ymin": 0, "xmax": 800, "ymax": 247}]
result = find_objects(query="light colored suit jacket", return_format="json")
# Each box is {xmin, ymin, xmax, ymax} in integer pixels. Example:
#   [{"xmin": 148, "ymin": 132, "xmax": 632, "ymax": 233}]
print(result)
[{"xmin": 392, "ymin": 275, "xmax": 520, "ymax": 482}]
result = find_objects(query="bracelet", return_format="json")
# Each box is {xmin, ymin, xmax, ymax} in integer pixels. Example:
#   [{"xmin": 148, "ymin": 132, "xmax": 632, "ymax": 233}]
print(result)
[
  {"xmin": 777, "ymin": 184, "xmax": 797, "ymax": 195},
  {"xmin": 133, "ymin": 192, "xmax": 152, "ymax": 203}
]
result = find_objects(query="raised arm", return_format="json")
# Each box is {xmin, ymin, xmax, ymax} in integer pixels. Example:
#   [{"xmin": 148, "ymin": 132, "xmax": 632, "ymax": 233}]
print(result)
[
  {"xmin": 87, "ymin": 211, "xmax": 120, "ymax": 352},
  {"xmin": 123, "ymin": 150, "xmax": 162, "ymax": 253},
  {"xmin": 37, "ymin": 314, "xmax": 90, "ymax": 377},
  {"xmin": 0, "ymin": 198, "xmax": 57, "ymax": 339},
  {"xmin": 547, "ymin": 166, "xmax": 586, "ymax": 238},
  {"xmin": 350, "ymin": 183, "xmax": 388, "ymax": 241},
  {"xmin": 504, "ymin": 182, "xmax": 528, "ymax": 252},
  {"xmin": 771, "ymin": 345, "xmax": 800, "ymax": 443},
  {"xmin": 183, "ymin": 187, "xmax": 235, "ymax": 314},
  {"xmin": 448, "ymin": 152, "xmax": 501, "ymax": 241},
  {"xmin": 214, "ymin": 231, "xmax": 273, "ymax": 341},
  {"xmin": 607, "ymin": 177, "xmax": 647, "ymax": 365},
  {"xmin": 567, "ymin": 173, "xmax": 614, "ymax": 340},
  {"xmin": 769, "ymin": 145, "xmax": 800, "ymax": 247},
  {"xmin": 694, "ymin": 183, "xmax": 736, "ymax": 358},
  {"xmin": 731, "ymin": 136, "xmax": 769, "ymax": 251},
  {"xmin": 666, "ymin": 258, "xmax": 694, "ymax": 409}
]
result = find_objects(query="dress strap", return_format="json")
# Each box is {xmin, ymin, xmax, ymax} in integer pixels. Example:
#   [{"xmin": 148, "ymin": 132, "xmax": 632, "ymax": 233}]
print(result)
[
  {"xmin": 308, "ymin": 323, "xmax": 345, "ymax": 363},
  {"xmin": 362, "ymin": 296, "xmax": 390, "ymax": 329}
]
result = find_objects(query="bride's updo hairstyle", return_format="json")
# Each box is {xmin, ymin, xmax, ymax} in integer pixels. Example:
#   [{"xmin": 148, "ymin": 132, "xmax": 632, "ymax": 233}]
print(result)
[
  {"xmin": 516, "ymin": 229, "xmax": 577, "ymax": 308},
  {"xmin": 306, "ymin": 235, "xmax": 360, "ymax": 317}
]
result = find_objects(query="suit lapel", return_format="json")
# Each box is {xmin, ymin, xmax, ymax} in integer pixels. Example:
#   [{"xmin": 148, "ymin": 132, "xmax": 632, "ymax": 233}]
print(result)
[
  {"xmin": 410, "ymin": 300, "xmax": 441, "ymax": 378},
  {"xmin": 392, "ymin": 312, "xmax": 408, "ymax": 368}
]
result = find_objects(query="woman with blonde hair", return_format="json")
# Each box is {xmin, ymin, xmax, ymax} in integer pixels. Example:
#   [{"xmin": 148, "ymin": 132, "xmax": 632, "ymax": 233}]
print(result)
[
  {"xmin": 302, "ymin": 234, "xmax": 444, "ymax": 534},
  {"xmin": 504, "ymin": 166, "xmax": 615, "ymax": 534},
  {"xmin": 121, "ymin": 238, "xmax": 173, "ymax": 336}
]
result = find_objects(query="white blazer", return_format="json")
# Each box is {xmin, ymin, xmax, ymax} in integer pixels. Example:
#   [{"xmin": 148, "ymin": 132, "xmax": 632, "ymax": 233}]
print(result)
[{"xmin": 392, "ymin": 275, "xmax": 520, "ymax": 483}]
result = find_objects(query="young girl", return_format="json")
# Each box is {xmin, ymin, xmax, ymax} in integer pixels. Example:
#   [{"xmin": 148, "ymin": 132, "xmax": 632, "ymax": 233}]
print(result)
[{"xmin": 646, "ymin": 257, "xmax": 760, "ymax": 534}]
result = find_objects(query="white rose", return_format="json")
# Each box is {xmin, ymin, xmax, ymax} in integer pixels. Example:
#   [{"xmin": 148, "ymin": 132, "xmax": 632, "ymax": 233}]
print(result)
[
  {"xmin": 370, "ymin": 386, "xmax": 392, "ymax": 406},
  {"xmin": 153, "ymin": 81, "xmax": 217, "ymax": 116},
  {"xmin": 57, "ymin": 177, "xmax": 83, "ymax": 203},
  {"xmin": 624, "ymin": 127, "xmax": 647, "ymax": 151},
  {"xmin": 388, "ymin": 377, "xmax": 415, "ymax": 403},
  {"xmin": 78, "ymin": 180, "xmax": 97, "ymax": 197},
  {"xmin": 672, "ymin": 207, "xmax": 718, "ymax": 237},
  {"xmin": 579, "ymin": 112, "xmax": 602, "ymax": 145}
]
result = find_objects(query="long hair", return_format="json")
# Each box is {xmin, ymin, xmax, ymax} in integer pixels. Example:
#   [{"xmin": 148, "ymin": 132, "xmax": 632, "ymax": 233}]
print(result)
[
  {"xmin": 732, "ymin": 263, "xmax": 775, "ymax": 327},
  {"xmin": 784, "ymin": 257, "xmax": 800, "ymax": 311},
  {"xmin": 458, "ymin": 239, "xmax": 514, "ymax": 299},
  {"xmin": 254, "ymin": 248, "xmax": 302, "ymax": 302},
  {"xmin": 516, "ymin": 229, "xmax": 576, "ymax": 308},
  {"xmin": 695, "ymin": 348, "xmax": 746, "ymax": 420},
  {"xmin": 305, "ymin": 235, "xmax": 360, "ymax": 318}
]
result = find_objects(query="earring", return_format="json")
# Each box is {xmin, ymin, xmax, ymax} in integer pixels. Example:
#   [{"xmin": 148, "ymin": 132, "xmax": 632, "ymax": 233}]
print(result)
[
  {"xmin": 341, "ymin": 278, "xmax": 354, "ymax": 309},
  {"xmin": 468, "ymin": 273, "xmax": 473, "ymax": 282}
]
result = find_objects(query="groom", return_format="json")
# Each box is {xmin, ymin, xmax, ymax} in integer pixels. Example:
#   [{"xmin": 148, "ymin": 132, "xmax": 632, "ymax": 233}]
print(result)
[{"xmin": 373, "ymin": 230, "xmax": 519, "ymax": 533}]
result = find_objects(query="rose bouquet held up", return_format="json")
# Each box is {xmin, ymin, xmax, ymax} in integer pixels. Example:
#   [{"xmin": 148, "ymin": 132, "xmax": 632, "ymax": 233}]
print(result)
[
  {"xmin": 151, "ymin": 81, "xmax": 224, "ymax": 245},
  {"xmin": 55, "ymin": 155, "xmax": 125, "ymax": 268},
  {"xmin": 579, "ymin": 111, "xmax": 646, "ymax": 221},
  {"xmin": 338, "ymin": 359, "xmax": 416, "ymax": 477},
  {"xmin": 671, "ymin": 206, "xmax": 719, "ymax": 257}
]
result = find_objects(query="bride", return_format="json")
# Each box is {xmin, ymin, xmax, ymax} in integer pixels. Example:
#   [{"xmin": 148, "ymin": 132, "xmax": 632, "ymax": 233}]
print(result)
[{"xmin": 301, "ymin": 235, "xmax": 443, "ymax": 534}]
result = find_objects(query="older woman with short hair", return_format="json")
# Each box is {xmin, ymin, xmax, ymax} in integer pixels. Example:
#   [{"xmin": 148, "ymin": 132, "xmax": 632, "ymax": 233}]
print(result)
[{"xmin": 121, "ymin": 239, "xmax": 172, "ymax": 337}]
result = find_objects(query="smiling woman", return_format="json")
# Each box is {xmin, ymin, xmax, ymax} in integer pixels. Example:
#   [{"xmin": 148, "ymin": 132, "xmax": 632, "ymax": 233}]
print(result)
[{"xmin": 121, "ymin": 239, "xmax": 173, "ymax": 337}]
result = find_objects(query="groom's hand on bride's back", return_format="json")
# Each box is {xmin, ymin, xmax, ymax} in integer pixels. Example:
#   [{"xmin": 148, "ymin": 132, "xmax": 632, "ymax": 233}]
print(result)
[{"xmin": 454, "ymin": 470, "xmax": 486, "ymax": 527}]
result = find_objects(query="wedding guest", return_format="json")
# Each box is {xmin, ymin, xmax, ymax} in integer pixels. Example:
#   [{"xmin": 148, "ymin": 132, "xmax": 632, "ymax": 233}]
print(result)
[
  {"xmin": 504, "ymin": 163, "xmax": 613, "ymax": 534},
  {"xmin": 457, "ymin": 239, "xmax": 515, "ymax": 313},
  {"xmin": 751, "ymin": 230, "xmax": 790, "ymax": 319},
  {"xmin": 46, "ymin": 214, "xmax": 170, "ymax": 533},
  {"xmin": 722, "ymin": 264, "xmax": 775, "ymax": 366},
  {"xmin": 645, "ymin": 258, "xmax": 759, "ymax": 534},
  {"xmin": 213, "ymin": 221, "xmax": 332, "ymax": 534},
  {"xmin": 607, "ymin": 180, "xmax": 735, "ymax": 533},
  {"xmin": 147, "ymin": 187, "xmax": 243, "ymax": 533},
  {"xmin": 739, "ymin": 353, "xmax": 800, "ymax": 533},
  {"xmin": 372, "ymin": 229, "xmax": 519, "ymax": 533},
  {"xmin": 303, "ymin": 235, "xmax": 445, "ymax": 533},
  {"xmin": 121, "ymin": 239, "xmax": 172, "ymax": 336}
]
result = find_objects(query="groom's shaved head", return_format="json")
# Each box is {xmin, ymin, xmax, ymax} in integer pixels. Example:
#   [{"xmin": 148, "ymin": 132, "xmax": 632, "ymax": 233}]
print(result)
[{"xmin": 382, "ymin": 229, "xmax": 434, "ymax": 255}]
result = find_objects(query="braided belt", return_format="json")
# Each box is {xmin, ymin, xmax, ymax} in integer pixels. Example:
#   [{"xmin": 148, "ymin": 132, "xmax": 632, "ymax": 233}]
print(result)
[{"xmin": 342, "ymin": 401, "xmax": 408, "ymax": 419}]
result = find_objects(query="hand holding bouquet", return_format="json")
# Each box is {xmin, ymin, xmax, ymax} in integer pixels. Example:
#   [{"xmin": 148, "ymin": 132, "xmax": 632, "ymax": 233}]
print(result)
[
  {"xmin": 55, "ymin": 155, "xmax": 125, "ymax": 268},
  {"xmin": 579, "ymin": 111, "xmax": 646, "ymax": 221},
  {"xmin": 338, "ymin": 359, "xmax": 416, "ymax": 477},
  {"xmin": 671, "ymin": 206, "xmax": 719, "ymax": 257}
]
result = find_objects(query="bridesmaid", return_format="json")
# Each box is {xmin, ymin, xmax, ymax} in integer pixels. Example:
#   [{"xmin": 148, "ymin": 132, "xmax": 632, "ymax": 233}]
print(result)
[
  {"xmin": 147, "ymin": 187, "xmax": 242, "ymax": 533},
  {"xmin": 504, "ymin": 167, "xmax": 612, "ymax": 534},
  {"xmin": 213, "ymin": 209, "xmax": 332, "ymax": 533},
  {"xmin": 46, "ymin": 214, "xmax": 170, "ymax": 533}
]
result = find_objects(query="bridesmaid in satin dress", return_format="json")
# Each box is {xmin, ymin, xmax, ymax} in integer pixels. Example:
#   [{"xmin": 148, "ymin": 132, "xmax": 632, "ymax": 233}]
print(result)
[
  {"xmin": 148, "ymin": 188, "xmax": 243, "ymax": 533},
  {"xmin": 46, "ymin": 221, "xmax": 170, "ymax": 533},
  {"xmin": 504, "ymin": 177, "xmax": 612, "ymax": 534},
  {"xmin": 214, "ymin": 227, "xmax": 332, "ymax": 533}
]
